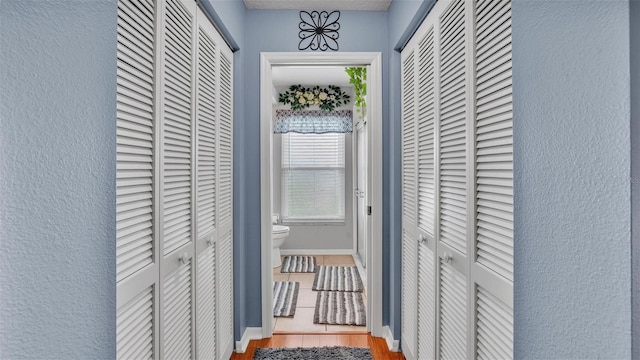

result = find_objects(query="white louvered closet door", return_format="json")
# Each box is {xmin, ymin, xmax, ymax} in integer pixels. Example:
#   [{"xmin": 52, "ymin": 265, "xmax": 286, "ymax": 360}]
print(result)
[
  {"xmin": 400, "ymin": 0, "xmax": 513, "ymax": 359},
  {"xmin": 437, "ymin": 0, "xmax": 471, "ymax": 359},
  {"xmin": 195, "ymin": 9, "xmax": 219, "ymax": 360},
  {"xmin": 472, "ymin": 0, "xmax": 513, "ymax": 358},
  {"xmin": 400, "ymin": 49, "xmax": 419, "ymax": 360},
  {"xmin": 116, "ymin": 0, "xmax": 160, "ymax": 359},
  {"xmin": 216, "ymin": 46, "xmax": 234, "ymax": 360},
  {"xmin": 160, "ymin": 0, "xmax": 197, "ymax": 358},
  {"xmin": 416, "ymin": 23, "xmax": 437, "ymax": 360},
  {"xmin": 117, "ymin": 0, "xmax": 234, "ymax": 359}
]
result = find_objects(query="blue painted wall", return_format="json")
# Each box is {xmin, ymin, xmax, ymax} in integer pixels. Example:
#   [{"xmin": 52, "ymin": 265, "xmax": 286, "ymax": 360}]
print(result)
[
  {"xmin": 202, "ymin": 0, "xmax": 248, "ymax": 342},
  {"xmin": 242, "ymin": 9, "xmax": 390, "ymax": 329},
  {"xmin": 631, "ymin": 0, "xmax": 639, "ymax": 358},
  {"xmin": 0, "ymin": 1, "xmax": 117, "ymax": 358},
  {"xmin": 512, "ymin": 1, "xmax": 632, "ymax": 358}
]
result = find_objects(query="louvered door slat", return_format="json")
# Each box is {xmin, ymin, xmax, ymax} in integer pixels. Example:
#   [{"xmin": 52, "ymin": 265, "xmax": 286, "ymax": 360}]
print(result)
[
  {"xmin": 163, "ymin": 0, "xmax": 193, "ymax": 256},
  {"xmin": 418, "ymin": 242, "xmax": 436, "ymax": 359},
  {"xmin": 163, "ymin": 261, "xmax": 193, "ymax": 360},
  {"xmin": 402, "ymin": 229, "xmax": 418, "ymax": 359},
  {"xmin": 439, "ymin": 0, "xmax": 468, "ymax": 256},
  {"xmin": 197, "ymin": 245, "xmax": 217, "ymax": 359},
  {"xmin": 117, "ymin": 286, "xmax": 154, "ymax": 360},
  {"xmin": 217, "ymin": 230, "xmax": 234, "ymax": 359},
  {"xmin": 117, "ymin": 0, "xmax": 155, "ymax": 284},
  {"xmin": 197, "ymin": 27, "xmax": 217, "ymax": 238},
  {"xmin": 418, "ymin": 27, "xmax": 436, "ymax": 237},
  {"xmin": 475, "ymin": 0, "xmax": 513, "ymax": 283},
  {"xmin": 439, "ymin": 262, "xmax": 467, "ymax": 360},
  {"xmin": 218, "ymin": 53, "xmax": 233, "ymax": 227},
  {"xmin": 402, "ymin": 52, "xmax": 417, "ymax": 225},
  {"xmin": 476, "ymin": 286, "xmax": 513, "ymax": 360}
]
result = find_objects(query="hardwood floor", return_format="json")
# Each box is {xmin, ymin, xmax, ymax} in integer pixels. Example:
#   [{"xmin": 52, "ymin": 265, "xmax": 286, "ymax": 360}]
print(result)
[{"xmin": 230, "ymin": 333, "xmax": 405, "ymax": 360}]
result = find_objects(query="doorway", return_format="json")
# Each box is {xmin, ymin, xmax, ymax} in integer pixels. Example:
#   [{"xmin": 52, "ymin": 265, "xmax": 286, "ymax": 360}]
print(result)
[{"xmin": 259, "ymin": 52, "xmax": 383, "ymax": 339}]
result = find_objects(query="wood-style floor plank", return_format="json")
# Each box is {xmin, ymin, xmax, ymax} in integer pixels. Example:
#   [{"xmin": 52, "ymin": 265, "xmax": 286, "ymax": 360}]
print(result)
[{"xmin": 229, "ymin": 333, "xmax": 405, "ymax": 360}]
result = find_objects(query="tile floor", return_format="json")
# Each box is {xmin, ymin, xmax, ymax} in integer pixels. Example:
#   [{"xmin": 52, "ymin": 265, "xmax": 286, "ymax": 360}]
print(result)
[{"xmin": 273, "ymin": 255, "xmax": 367, "ymax": 333}]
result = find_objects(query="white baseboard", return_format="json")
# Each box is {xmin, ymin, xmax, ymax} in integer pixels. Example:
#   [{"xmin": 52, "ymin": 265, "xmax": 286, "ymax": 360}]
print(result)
[
  {"xmin": 280, "ymin": 249, "xmax": 354, "ymax": 255},
  {"xmin": 235, "ymin": 327, "xmax": 262, "ymax": 353},
  {"xmin": 382, "ymin": 325, "xmax": 400, "ymax": 352}
]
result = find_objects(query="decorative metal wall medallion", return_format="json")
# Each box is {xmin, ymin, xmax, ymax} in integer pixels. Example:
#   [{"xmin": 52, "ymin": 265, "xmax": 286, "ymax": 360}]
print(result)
[{"xmin": 298, "ymin": 10, "xmax": 340, "ymax": 51}]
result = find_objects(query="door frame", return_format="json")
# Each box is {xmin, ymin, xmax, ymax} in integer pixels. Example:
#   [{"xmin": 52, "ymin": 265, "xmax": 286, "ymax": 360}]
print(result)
[
  {"xmin": 260, "ymin": 52, "xmax": 383, "ymax": 338},
  {"xmin": 354, "ymin": 119, "xmax": 368, "ymax": 269}
]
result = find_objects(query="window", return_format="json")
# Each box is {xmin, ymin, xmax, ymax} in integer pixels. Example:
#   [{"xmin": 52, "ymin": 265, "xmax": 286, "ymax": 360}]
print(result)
[{"xmin": 282, "ymin": 132, "xmax": 345, "ymax": 221}]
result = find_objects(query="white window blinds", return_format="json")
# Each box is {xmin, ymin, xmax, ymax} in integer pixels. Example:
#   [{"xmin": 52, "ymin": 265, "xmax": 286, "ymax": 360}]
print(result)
[{"xmin": 282, "ymin": 133, "xmax": 345, "ymax": 221}]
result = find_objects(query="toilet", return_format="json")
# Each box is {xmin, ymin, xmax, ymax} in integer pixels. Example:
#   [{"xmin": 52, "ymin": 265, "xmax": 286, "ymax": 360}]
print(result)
[{"xmin": 272, "ymin": 224, "xmax": 290, "ymax": 268}]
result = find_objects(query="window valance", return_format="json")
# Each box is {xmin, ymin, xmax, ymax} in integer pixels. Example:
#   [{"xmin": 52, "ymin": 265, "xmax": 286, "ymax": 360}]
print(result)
[{"xmin": 274, "ymin": 109, "xmax": 353, "ymax": 134}]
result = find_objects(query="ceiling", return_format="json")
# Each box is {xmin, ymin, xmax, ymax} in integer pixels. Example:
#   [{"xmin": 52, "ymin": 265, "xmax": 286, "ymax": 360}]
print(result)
[
  {"xmin": 272, "ymin": 66, "xmax": 352, "ymax": 88},
  {"xmin": 243, "ymin": 0, "xmax": 392, "ymax": 11}
]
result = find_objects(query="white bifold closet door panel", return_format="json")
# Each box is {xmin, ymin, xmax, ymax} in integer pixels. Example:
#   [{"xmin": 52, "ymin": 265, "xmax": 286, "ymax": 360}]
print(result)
[
  {"xmin": 401, "ymin": 49, "xmax": 419, "ymax": 360},
  {"xmin": 160, "ymin": 0, "xmax": 197, "ymax": 359},
  {"xmin": 417, "ymin": 23, "xmax": 437, "ymax": 360},
  {"xmin": 216, "ymin": 47, "xmax": 234, "ymax": 360},
  {"xmin": 472, "ymin": 0, "xmax": 513, "ymax": 358},
  {"xmin": 437, "ymin": 1, "xmax": 469, "ymax": 359},
  {"xmin": 400, "ymin": 0, "xmax": 513, "ymax": 359},
  {"xmin": 195, "ymin": 9, "xmax": 218, "ymax": 360},
  {"xmin": 116, "ymin": 0, "xmax": 159, "ymax": 358}
]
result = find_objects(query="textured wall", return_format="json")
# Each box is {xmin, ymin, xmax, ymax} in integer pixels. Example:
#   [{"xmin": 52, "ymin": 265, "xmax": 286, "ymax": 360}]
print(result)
[
  {"xmin": 0, "ymin": 1, "xmax": 117, "ymax": 358},
  {"xmin": 512, "ymin": 1, "xmax": 632, "ymax": 358},
  {"xmin": 244, "ymin": 9, "xmax": 390, "ymax": 329},
  {"xmin": 631, "ymin": 0, "xmax": 639, "ymax": 358}
]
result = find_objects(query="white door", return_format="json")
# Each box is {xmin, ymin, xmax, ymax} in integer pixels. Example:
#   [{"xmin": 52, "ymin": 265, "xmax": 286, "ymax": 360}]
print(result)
[
  {"xmin": 400, "ymin": 0, "xmax": 514, "ymax": 359},
  {"xmin": 401, "ymin": 48, "xmax": 419, "ymax": 360},
  {"xmin": 435, "ymin": 1, "xmax": 470, "ymax": 358},
  {"xmin": 115, "ymin": 0, "xmax": 160, "ymax": 358},
  {"xmin": 195, "ymin": 9, "xmax": 220, "ymax": 360},
  {"xmin": 416, "ymin": 23, "xmax": 437, "ymax": 360},
  {"xmin": 356, "ymin": 121, "xmax": 368, "ymax": 268},
  {"xmin": 159, "ymin": 0, "xmax": 197, "ymax": 358},
  {"xmin": 470, "ymin": 0, "xmax": 514, "ymax": 357},
  {"xmin": 215, "ymin": 45, "xmax": 235, "ymax": 360}
]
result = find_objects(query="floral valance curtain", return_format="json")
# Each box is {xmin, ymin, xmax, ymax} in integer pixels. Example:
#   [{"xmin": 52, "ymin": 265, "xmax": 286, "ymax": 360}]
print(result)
[{"xmin": 274, "ymin": 109, "xmax": 353, "ymax": 134}]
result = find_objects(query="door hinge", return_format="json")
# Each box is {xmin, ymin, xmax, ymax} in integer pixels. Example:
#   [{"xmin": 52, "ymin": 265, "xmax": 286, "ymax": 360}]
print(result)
[{"xmin": 367, "ymin": 206, "xmax": 372, "ymax": 215}]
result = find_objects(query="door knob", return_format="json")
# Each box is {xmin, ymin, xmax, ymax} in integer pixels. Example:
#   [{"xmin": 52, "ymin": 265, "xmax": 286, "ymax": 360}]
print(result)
[
  {"xmin": 443, "ymin": 253, "xmax": 452, "ymax": 264},
  {"xmin": 178, "ymin": 252, "xmax": 188, "ymax": 264},
  {"xmin": 418, "ymin": 234, "xmax": 427, "ymax": 245}
]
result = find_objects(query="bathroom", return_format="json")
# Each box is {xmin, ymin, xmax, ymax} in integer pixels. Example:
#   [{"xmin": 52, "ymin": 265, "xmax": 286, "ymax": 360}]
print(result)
[{"xmin": 269, "ymin": 65, "xmax": 368, "ymax": 333}]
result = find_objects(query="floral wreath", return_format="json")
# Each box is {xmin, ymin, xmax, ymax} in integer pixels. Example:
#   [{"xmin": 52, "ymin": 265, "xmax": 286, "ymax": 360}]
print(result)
[{"xmin": 278, "ymin": 85, "xmax": 350, "ymax": 111}]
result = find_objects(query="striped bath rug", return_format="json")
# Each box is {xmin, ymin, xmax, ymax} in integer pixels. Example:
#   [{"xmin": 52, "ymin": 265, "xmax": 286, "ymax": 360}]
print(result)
[
  {"xmin": 281, "ymin": 255, "xmax": 317, "ymax": 273},
  {"xmin": 273, "ymin": 281, "xmax": 299, "ymax": 317},
  {"xmin": 312, "ymin": 266, "xmax": 364, "ymax": 292},
  {"xmin": 314, "ymin": 291, "xmax": 366, "ymax": 326}
]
